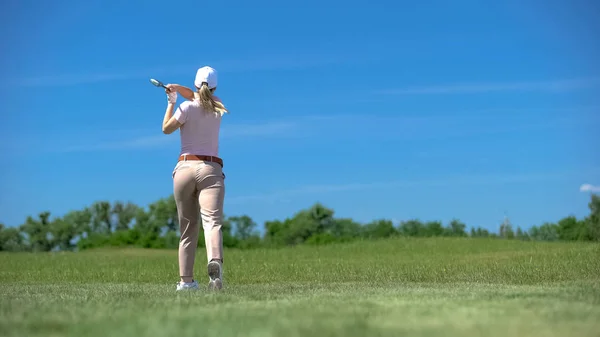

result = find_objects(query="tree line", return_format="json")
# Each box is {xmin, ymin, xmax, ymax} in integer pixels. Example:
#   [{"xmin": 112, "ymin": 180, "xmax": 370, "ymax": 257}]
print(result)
[{"xmin": 1, "ymin": 193, "xmax": 599, "ymax": 252}]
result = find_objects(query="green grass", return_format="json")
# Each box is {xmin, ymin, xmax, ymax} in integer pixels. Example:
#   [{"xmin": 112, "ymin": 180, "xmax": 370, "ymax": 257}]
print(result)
[{"xmin": 1, "ymin": 237, "xmax": 599, "ymax": 337}]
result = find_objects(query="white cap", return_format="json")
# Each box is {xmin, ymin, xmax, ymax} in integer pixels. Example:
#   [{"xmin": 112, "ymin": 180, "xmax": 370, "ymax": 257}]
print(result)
[{"xmin": 194, "ymin": 66, "xmax": 218, "ymax": 89}]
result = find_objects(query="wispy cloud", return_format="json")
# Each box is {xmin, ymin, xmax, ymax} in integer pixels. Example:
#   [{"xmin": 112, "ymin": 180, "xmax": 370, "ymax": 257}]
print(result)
[
  {"xmin": 580, "ymin": 184, "xmax": 600, "ymax": 192},
  {"xmin": 227, "ymin": 171, "xmax": 576, "ymax": 205},
  {"xmin": 41, "ymin": 104, "xmax": 593, "ymax": 154},
  {"xmin": 6, "ymin": 66, "xmax": 186, "ymax": 87},
  {"xmin": 4, "ymin": 52, "xmax": 360, "ymax": 88},
  {"xmin": 220, "ymin": 122, "xmax": 297, "ymax": 138},
  {"xmin": 378, "ymin": 78, "xmax": 600, "ymax": 95},
  {"xmin": 56, "ymin": 120, "xmax": 297, "ymax": 153},
  {"xmin": 59, "ymin": 135, "xmax": 173, "ymax": 153}
]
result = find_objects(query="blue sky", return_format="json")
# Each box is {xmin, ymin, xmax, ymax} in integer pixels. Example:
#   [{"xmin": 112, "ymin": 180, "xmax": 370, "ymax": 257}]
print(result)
[{"xmin": 1, "ymin": 0, "xmax": 599, "ymax": 232}]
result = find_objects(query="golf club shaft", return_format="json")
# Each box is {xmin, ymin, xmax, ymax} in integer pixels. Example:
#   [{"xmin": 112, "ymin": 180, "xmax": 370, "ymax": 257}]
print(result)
[{"xmin": 150, "ymin": 79, "xmax": 168, "ymax": 90}]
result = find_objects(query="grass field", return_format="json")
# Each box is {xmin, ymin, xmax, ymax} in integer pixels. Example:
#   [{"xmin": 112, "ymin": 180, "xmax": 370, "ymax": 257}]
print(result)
[{"xmin": 1, "ymin": 237, "xmax": 599, "ymax": 337}]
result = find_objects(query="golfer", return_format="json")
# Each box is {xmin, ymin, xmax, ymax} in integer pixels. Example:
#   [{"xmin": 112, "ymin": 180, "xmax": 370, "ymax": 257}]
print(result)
[{"xmin": 161, "ymin": 66, "xmax": 228, "ymax": 291}]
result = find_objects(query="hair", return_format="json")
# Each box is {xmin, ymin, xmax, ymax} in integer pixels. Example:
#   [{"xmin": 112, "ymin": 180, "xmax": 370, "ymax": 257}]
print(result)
[{"xmin": 197, "ymin": 82, "xmax": 228, "ymax": 115}]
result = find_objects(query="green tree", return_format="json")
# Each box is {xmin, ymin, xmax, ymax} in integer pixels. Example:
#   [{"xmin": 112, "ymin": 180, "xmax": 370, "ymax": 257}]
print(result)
[
  {"xmin": 398, "ymin": 219, "xmax": 426, "ymax": 237},
  {"xmin": 20, "ymin": 212, "xmax": 54, "ymax": 252},
  {"xmin": 445, "ymin": 219, "xmax": 467, "ymax": 237},
  {"xmin": 229, "ymin": 215, "xmax": 257, "ymax": 241},
  {"xmin": 362, "ymin": 219, "xmax": 397, "ymax": 239},
  {"xmin": 0, "ymin": 224, "xmax": 25, "ymax": 252},
  {"xmin": 113, "ymin": 202, "xmax": 139, "ymax": 232},
  {"xmin": 219, "ymin": 215, "xmax": 238, "ymax": 248},
  {"xmin": 424, "ymin": 221, "xmax": 444, "ymax": 237},
  {"xmin": 330, "ymin": 218, "xmax": 362, "ymax": 240},
  {"xmin": 4, "ymin": 192, "xmax": 600, "ymax": 253},
  {"xmin": 529, "ymin": 222, "xmax": 559, "ymax": 241},
  {"xmin": 90, "ymin": 201, "xmax": 113, "ymax": 234},
  {"xmin": 515, "ymin": 227, "xmax": 530, "ymax": 241},
  {"xmin": 49, "ymin": 217, "xmax": 78, "ymax": 251},
  {"xmin": 227, "ymin": 215, "xmax": 261, "ymax": 248},
  {"xmin": 147, "ymin": 197, "xmax": 178, "ymax": 233},
  {"xmin": 470, "ymin": 227, "xmax": 491, "ymax": 237},
  {"xmin": 499, "ymin": 217, "xmax": 515, "ymax": 239},
  {"xmin": 263, "ymin": 218, "xmax": 289, "ymax": 247},
  {"xmin": 556, "ymin": 216, "xmax": 585, "ymax": 241},
  {"xmin": 287, "ymin": 203, "xmax": 335, "ymax": 245},
  {"xmin": 582, "ymin": 194, "xmax": 600, "ymax": 241},
  {"xmin": 263, "ymin": 203, "xmax": 336, "ymax": 246}
]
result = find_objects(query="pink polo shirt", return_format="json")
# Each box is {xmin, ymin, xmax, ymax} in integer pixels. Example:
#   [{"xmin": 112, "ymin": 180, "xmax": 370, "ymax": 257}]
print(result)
[{"xmin": 173, "ymin": 96, "xmax": 223, "ymax": 157}]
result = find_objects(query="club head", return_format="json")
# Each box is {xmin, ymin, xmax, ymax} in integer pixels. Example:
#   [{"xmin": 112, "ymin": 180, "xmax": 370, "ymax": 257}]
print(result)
[{"xmin": 149, "ymin": 78, "xmax": 166, "ymax": 88}]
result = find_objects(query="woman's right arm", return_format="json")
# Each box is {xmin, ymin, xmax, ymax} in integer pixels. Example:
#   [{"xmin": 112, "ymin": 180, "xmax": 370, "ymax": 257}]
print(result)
[{"xmin": 166, "ymin": 84, "xmax": 194, "ymax": 101}]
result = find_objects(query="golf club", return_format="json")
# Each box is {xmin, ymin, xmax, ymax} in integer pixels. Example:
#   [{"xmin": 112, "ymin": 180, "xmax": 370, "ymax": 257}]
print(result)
[{"xmin": 149, "ymin": 78, "xmax": 169, "ymax": 90}]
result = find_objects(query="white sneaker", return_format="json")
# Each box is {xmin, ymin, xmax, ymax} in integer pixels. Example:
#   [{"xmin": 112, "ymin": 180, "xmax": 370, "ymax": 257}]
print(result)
[
  {"xmin": 207, "ymin": 260, "xmax": 223, "ymax": 291},
  {"xmin": 176, "ymin": 280, "xmax": 199, "ymax": 291}
]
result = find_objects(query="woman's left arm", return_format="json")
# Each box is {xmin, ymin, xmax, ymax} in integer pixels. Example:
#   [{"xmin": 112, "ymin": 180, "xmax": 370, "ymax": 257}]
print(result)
[
  {"xmin": 166, "ymin": 84, "xmax": 194, "ymax": 101},
  {"xmin": 162, "ymin": 90, "xmax": 182, "ymax": 134}
]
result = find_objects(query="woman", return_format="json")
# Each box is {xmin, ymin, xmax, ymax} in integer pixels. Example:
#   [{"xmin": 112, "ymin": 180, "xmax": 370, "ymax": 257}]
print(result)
[{"xmin": 161, "ymin": 66, "xmax": 229, "ymax": 291}]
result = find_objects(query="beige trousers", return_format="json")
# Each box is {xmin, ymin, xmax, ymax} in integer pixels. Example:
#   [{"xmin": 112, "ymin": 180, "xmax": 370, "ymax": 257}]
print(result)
[{"xmin": 172, "ymin": 159, "xmax": 225, "ymax": 279}]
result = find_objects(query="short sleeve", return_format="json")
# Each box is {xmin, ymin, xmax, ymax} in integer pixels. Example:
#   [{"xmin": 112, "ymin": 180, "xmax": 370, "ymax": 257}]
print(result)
[{"xmin": 173, "ymin": 102, "xmax": 189, "ymax": 124}]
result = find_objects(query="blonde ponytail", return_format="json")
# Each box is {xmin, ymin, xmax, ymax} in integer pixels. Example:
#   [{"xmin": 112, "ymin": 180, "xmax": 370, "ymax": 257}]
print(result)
[{"xmin": 198, "ymin": 83, "xmax": 228, "ymax": 115}]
